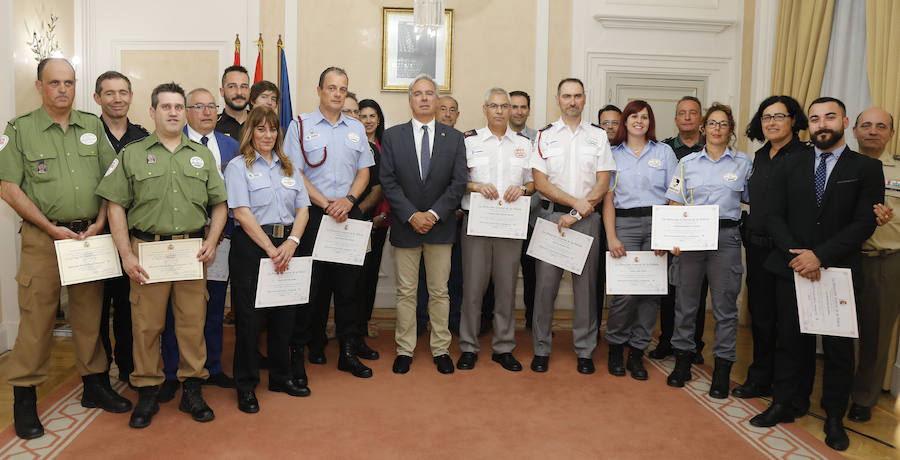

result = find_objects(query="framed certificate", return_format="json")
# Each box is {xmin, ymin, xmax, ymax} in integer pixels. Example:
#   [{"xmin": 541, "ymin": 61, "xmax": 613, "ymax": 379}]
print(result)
[
  {"xmin": 605, "ymin": 251, "xmax": 668, "ymax": 295},
  {"xmin": 794, "ymin": 268, "xmax": 859, "ymax": 338},
  {"xmin": 255, "ymin": 257, "xmax": 313, "ymax": 308},
  {"xmin": 137, "ymin": 238, "xmax": 204, "ymax": 284},
  {"xmin": 382, "ymin": 7, "xmax": 453, "ymax": 92},
  {"xmin": 526, "ymin": 218, "xmax": 594, "ymax": 275},
  {"xmin": 54, "ymin": 235, "xmax": 123, "ymax": 286},
  {"xmin": 312, "ymin": 216, "xmax": 373, "ymax": 266},
  {"xmin": 650, "ymin": 205, "xmax": 719, "ymax": 251},
  {"xmin": 467, "ymin": 195, "xmax": 530, "ymax": 239}
]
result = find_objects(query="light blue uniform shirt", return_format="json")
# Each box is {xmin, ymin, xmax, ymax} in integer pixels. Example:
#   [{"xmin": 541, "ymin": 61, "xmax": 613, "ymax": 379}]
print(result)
[
  {"xmin": 224, "ymin": 152, "xmax": 311, "ymax": 226},
  {"xmin": 610, "ymin": 140, "xmax": 678, "ymax": 209},
  {"xmin": 813, "ymin": 143, "xmax": 846, "ymax": 185},
  {"xmin": 284, "ymin": 109, "xmax": 374, "ymax": 199},
  {"xmin": 664, "ymin": 147, "xmax": 751, "ymax": 221}
]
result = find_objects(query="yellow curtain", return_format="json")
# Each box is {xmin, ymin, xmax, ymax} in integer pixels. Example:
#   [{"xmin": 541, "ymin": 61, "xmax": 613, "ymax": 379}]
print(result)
[
  {"xmin": 867, "ymin": 0, "xmax": 900, "ymax": 155},
  {"xmin": 770, "ymin": 0, "xmax": 835, "ymax": 129}
]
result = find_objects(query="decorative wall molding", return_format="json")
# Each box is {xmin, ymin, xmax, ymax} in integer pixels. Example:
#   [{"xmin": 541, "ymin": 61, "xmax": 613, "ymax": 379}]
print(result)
[
  {"xmin": 533, "ymin": 0, "xmax": 549, "ymax": 127},
  {"xmin": 593, "ymin": 14, "xmax": 734, "ymax": 34}
]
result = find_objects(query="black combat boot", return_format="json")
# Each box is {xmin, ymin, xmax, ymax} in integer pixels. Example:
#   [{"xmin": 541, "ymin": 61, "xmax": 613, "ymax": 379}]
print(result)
[
  {"xmin": 81, "ymin": 373, "xmax": 132, "ymax": 413},
  {"xmin": 708, "ymin": 357, "xmax": 734, "ymax": 399},
  {"xmin": 179, "ymin": 378, "xmax": 214, "ymax": 422},
  {"xmin": 128, "ymin": 386, "xmax": 159, "ymax": 429},
  {"xmin": 626, "ymin": 347, "xmax": 648, "ymax": 381},
  {"xmin": 13, "ymin": 386, "xmax": 43, "ymax": 439},
  {"xmin": 607, "ymin": 343, "xmax": 626, "ymax": 376},
  {"xmin": 337, "ymin": 339, "xmax": 373, "ymax": 378},
  {"xmin": 666, "ymin": 349, "xmax": 694, "ymax": 387}
]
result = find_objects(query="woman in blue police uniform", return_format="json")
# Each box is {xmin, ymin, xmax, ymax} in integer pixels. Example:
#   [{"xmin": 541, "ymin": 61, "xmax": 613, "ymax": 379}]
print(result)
[
  {"xmin": 225, "ymin": 107, "xmax": 311, "ymax": 413},
  {"xmin": 602, "ymin": 100, "xmax": 677, "ymax": 380},
  {"xmin": 664, "ymin": 103, "xmax": 751, "ymax": 398}
]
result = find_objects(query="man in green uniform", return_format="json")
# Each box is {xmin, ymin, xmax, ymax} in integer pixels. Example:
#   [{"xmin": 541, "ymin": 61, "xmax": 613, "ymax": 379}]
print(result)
[
  {"xmin": 0, "ymin": 58, "xmax": 132, "ymax": 440},
  {"xmin": 96, "ymin": 82, "xmax": 227, "ymax": 429}
]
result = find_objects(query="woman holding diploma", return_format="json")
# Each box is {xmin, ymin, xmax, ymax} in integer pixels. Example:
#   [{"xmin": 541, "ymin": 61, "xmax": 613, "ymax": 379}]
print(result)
[
  {"xmin": 664, "ymin": 103, "xmax": 751, "ymax": 398},
  {"xmin": 225, "ymin": 107, "xmax": 311, "ymax": 413},
  {"xmin": 602, "ymin": 100, "xmax": 677, "ymax": 380}
]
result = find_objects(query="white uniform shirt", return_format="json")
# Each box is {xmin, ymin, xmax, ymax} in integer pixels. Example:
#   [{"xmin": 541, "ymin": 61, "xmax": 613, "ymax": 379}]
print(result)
[
  {"xmin": 462, "ymin": 126, "xmax": 534, "ymax": 210},
  {"xmin": 531, "ymin": 118, "xmax": 616, "ymax": 199}
]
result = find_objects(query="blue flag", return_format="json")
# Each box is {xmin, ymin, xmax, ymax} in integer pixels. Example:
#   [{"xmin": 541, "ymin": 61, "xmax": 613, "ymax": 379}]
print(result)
[{"xmin": 279, "ymin": 47, "xmax": 293, "ymax": 132}]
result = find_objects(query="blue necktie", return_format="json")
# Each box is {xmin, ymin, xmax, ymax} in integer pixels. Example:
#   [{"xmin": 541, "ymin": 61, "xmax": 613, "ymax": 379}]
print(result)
[
  {"xmin": 815, "ymin": 152, "xmax": 831, "ymax": 206},
  {"xmin": 420, "ymin": 125, "xmax": 430, "ymax": 180},
  {"xmin": 201, "ymin": 136, "xmax": 209, "ymax": 146}
]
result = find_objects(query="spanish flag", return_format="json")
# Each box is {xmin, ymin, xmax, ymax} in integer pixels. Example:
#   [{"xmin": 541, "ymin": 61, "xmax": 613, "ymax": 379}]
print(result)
[{"xmin": 253, "ymin": 34, "xmax": 263, "ymax": 83}]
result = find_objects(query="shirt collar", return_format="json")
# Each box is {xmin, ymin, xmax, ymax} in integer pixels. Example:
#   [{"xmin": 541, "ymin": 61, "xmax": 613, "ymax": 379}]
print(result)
[
  {"xmin": 254, "ymin": 150, "xmax": 281, "ymax": 166},
  {"xmin": 311, "ymin": 108, "xmax": 348, "ymax": 128},
  {"xmin": 36, "ymin": 106, "xmax": 85, "ymax": 131},
  {"xmin": 814, "ymin": 143, "xmax": 846, "ymax": 159},
  {"xmin": 552, "ymin": 117, "xmax": 585, "ymax": 134},
  {"xmin": 699, "ymin": 146, "xmax": 736, "ymax": 161},
  {"xmin": 185, "ymin": 125, "xmax": 214, "ymax": 143},
  {"xmin": 411, "ymin": 117, "xmax": 435, "ymax": 133},
  {"xmin": 478, "ymin": 126, "xmax": 516, "ymax": 142},
  {"xmin": 673, "ymin": 134, "xmax": 701, "ymax": 150},
  {"xmin": 146, "ymin": 132, "xmax": 199, "ymax": 152}
]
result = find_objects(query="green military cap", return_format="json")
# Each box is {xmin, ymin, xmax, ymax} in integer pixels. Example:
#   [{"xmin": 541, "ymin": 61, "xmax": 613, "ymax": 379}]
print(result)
[
  {"xmin": 0, "ymin": 106, "xmax": 117, "ymax": 222},
  {"xmin": 96, "ymin": 132, "xmax": 227, "ymax": 235}
]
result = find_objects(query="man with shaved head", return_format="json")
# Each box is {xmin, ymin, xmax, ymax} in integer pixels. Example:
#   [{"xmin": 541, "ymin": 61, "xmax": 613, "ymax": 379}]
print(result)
[{"xmin": 849, "ymin": 107, "xmax": 897, "ymax": 423}]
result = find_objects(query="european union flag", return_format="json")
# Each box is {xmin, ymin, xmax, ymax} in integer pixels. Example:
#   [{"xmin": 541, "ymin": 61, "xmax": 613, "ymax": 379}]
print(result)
[{"xmin": 279, "ymin": 47, "xmax": 293, "ymax": 132}]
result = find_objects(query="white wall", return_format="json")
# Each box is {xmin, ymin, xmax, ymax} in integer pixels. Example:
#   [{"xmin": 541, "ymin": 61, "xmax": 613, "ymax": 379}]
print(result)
[{"xmin": 1, "ymin": 0, "xmax": 21, "ymax": 352}]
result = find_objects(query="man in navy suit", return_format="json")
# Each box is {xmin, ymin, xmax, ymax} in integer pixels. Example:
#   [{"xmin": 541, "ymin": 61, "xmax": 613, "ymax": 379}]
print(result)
[
  {"xmin": 157, "ymin": 88, "xmax": 239, "ymax": 402},
  {"xmin": 380, "ymin": 74, "xmax": 468, "ymax": 374},
  {"xmin": 749, "ymin": 97, "xmax": 884, "ymax": 452}
]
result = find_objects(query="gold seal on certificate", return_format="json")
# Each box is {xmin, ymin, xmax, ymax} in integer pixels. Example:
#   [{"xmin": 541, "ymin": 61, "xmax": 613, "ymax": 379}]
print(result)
[
  {"xmin": 53, "ymin": 235, "xmax": 123, "ymax": 286},
  {"xmin": 255, "ymin": 257, "xmax": 313, "ymax": 308},
  {"xmin": 526, "ymin": 217, "xmax": 593, "ymax": 275},
  {"xmin": 650, "ymin": 204, "xmax": 719, "ymax": 251},
  {"xmin": 312, "ymin": 216, "xmax": 373, "ymax": 266},
  {"xmin": 466, "ymin": 194, "xmax": 530, "ymax": 239},
  {"xmin": 605, "ymin": 251, "xmax": 668, "ymax": 295},
  {"xmin": 794, "ymin": 268, "xmax": 859, "ymax": 338},
  {"xmin": 137, "ymin": 238, "xmax": 204, "ymax": 284}
]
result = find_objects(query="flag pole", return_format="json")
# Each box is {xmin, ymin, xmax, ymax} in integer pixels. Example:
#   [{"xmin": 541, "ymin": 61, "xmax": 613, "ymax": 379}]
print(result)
[{"xmin": 277, "ymin": 35, "xmax": 284, "ymax": 92}]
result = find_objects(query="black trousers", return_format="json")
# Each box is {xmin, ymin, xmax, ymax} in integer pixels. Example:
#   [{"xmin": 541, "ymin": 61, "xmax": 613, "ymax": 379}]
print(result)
[
  {"xmin": 744, "ymin": 242, "xmax": 778, "ymax": 385},
  {"xmin": 521, "ymin": 224, "xmax": 537, "ymax": 326},
  {"xmin": 230, "ymin": 227, "xmax": 303, "ymax": 391},
  {"xmin": 297, "ymin": 206, "xmax": 365, "ymax": 350},
  {"xmin": 361, "ymin": 224, "xmax": 389, "ymax": 321},
  {"xmin": 772, "ymin": 276, "xmax": 855, "ymax": 417},
  {"xmin": 100, "ymin": 275, "xmax": 133, "ymax": 377},
  {"xmin": 658, "ymin": 253, "xmax": 708, "ymax": 348}
]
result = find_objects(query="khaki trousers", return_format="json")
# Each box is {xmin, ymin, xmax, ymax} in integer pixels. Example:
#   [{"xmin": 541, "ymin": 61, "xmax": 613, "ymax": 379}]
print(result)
[
  {"xmin": 393, "ymin": 243, "xmax": 452, "ymax": 356},
  {"xmin": 128, "ymin": 237, "xmax": 209, "ymax": 387},
  {"xmin": 7, "ymin": 221, "xmax": 106, "ymax": 386},
  {"xmin": 853, "ymin": 252, "xmax": 900, "ymax": 407}
]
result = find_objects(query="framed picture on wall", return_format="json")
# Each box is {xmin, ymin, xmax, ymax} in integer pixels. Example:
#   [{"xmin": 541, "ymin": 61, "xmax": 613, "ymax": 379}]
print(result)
[{"xmin": 381, "ymin": 7, "xmax": 453, "ymax": 92}]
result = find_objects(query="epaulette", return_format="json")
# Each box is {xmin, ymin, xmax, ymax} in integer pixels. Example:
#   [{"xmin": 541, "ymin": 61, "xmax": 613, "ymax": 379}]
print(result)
[
  {"xmin": 590, "ymin": 122, "xmax": 601, "ymax": 129},
  {"xmin": 516, "ymin": 131, "xmax": 529, "ymax": 139},
  {"xmin": 121, "ymin": 137, "xmax": 145, "ymax": 151},
  {"xmin": 538, "ymin": 123, "xmax": 553, "ymax": 132},
  {"xmin": 74, "ymin": 109, "xmax": 100, "ymax": 120},
  {"xmin": 464, "ymin": 129, "xmax": 477, "ymax": 138}
]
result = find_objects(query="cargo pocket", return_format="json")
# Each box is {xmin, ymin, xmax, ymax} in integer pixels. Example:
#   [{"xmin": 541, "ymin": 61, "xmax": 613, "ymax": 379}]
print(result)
[{"xmin": 14, "ymin": 272, "xmax": 35, "ymax": 312}]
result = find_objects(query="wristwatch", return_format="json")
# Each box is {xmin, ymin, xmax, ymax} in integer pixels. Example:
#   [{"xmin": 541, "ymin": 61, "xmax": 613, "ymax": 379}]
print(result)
[
  {"xmin": 569, "ymin": 209, "xmax": 583, "ymax": 221},
  {"xmin": 287, "ymin": 235, "xmax": 300, "ymax": 245},
  {"xmin": 519, "ymin": 185, "xmax": 527, "ymax": 194},
  {"xmin": 345, "ymin": 194, "xmax": 357, "ymax": 204}
]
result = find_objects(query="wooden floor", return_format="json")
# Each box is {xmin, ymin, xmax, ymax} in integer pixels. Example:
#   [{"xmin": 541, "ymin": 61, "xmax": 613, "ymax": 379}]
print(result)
[{"xmin": 0, "ymin": 309, "xmax": 896, "ymax": 459}]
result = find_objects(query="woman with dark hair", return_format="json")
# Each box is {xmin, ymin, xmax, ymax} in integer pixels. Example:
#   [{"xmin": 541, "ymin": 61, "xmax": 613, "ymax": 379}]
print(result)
[
  {"xmin": 225, "ymin": 106, "xmax": 311, "ymax": 413},
  {"xmin": 248, "ymin": 80, "xmax": 280, "ymax": 111},
  {"xmin": 602, "ymin": 100, "xmax": 677, "ymax": 380},
  {"xmin": 357, "ymin": 98, "xmax": 390, "ymax": 338},
  {"xmin": 664, "ymin": 103, "xmax": 752, "ymax": 398},
  {"xmin": 731, "ymin": 95, "xmax": 808, "ymax": 399}
]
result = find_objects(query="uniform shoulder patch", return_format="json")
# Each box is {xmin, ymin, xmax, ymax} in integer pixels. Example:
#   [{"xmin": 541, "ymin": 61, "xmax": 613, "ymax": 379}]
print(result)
[
  {"xmin": 464, "ymin": 129, "xmax": 477, "ymax": 138},
  {"xmin": 538, "ymin": 123, "xmax": 553, "ymax": 132}
]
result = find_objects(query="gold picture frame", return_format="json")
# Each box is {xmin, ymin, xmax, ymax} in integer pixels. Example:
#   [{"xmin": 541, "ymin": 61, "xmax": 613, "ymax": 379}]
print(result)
[{"xmin": 381, "ymin": 7, "xmax": 453, "ymax": 92}]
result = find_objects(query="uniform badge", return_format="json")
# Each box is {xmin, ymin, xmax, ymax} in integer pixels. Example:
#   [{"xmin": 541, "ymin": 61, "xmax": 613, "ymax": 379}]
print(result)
[
  {"xmin": 0, "ymin": 135, "xmax": 8, "ymax": 152},
  {"xmin": 105, "ymin": 158, "xmax": 119, "ymax": 177},
  {"xmin": 347, "ymin": 132, "xmax": 360, "ymax": 143},
  {"xmin": 648, "ymin": 158, "xmax": 662, "ymax": 168},
  {"xmin": 668, "ymin": 176, "xmax": 682, "ymax": 192},
  {"xmin": 281, "ymin": 177, "xmax": 296, "ymax": 187},
  {"xmin": 80, "ymin": 133, "xmax": 97, "ymax": 146},
  {"xmin": 36, "ymin": 160, "xmax": 47, "ymax": 174},
  {"xmin": 723, "ymin": 172, "xmax": 738, "ymax": 182},
  {"xmin": 515, "ymin": 148, "xmax": 527, "ymax": 158},
  {"xmin": 586, "ymin": 137, "xmax": 599, "ymax": 146},
  {"xmin": 305, "ymin": 132, "xmax": 320, "ymax": 141},
  {"xmin": 147, "ymin": 154, "xmax": 156, "ymax": 164},
  {"xmin": 190, "ymin": 156, "xmax": 204, "ymax": 168}
]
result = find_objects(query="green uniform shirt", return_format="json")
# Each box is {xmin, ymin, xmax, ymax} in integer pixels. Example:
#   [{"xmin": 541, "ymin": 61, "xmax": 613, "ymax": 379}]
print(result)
[
  {"xmin": 0, "ymin": 106, "xmax": 117, "ymax": 221},
  {"xmin": 95, "ymin": 132, "xmax": 227, "ymax": 234}
]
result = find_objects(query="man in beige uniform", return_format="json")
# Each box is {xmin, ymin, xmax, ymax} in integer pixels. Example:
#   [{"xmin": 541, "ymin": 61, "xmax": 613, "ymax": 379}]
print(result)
[
  {"xmin": 849, "ymin": 107, "xmax": 898, "ymax": 422},
  {"xmin": 96, "ymin": 82, "xmax": 227, "ymax": 429},
  {"xmin": 0, "ymin": 58, "xmax": 131, "ymax": 440}
]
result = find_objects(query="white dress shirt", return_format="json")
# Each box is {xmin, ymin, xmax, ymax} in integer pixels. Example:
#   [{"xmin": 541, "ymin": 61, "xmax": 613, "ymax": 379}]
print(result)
[
  {"xmin": 531, "ymin": 118, "xmax": 616, "ymax": 199},
  {"xmin": 186, "ymin": 125, "xmax": 224, "ymax": 177},
  {"xmin": 411, "ymin": 117, "xmax": 436, "ymax": 178},
  {"xmin": 462, "ymin": 126, "xmax": 534, "ymax": 209}
]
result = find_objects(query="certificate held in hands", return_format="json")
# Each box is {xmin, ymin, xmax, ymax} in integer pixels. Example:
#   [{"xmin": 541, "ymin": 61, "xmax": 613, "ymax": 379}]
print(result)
[
  {"xmin": 54, "ymin": 234, "xmax": 123, "ymax": 286},
  {"xmin": 650, "ymin": 204, "xmax": 719, "ymax": 251},
  {"xmin": 255, "ymin": 257, "xmax": 313, "ymax": 308},
  {"xmin": 526, "ymin": 218, "xmax": 593, "ymax": 275},
  {"xmin": 138, "ymin": 238, "xmax": 204, "ymax": 284},
  {"xmin": 467, "ymin": 194, "xmax": 530, "ymax": 239},
  {"xmin": 312, "ymin": 216, "xmax": 373, "ymax": 266},
  {"xmin": 794, "ymin": 267, "xmax": 859, "ymax": 338},
  {"xmin": 605, "ymin": 251, "xmax": 668, "ymax": 295}
]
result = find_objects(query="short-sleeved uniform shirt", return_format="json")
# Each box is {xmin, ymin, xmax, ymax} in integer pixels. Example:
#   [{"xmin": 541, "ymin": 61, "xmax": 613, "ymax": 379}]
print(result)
[
  {"xmin": 609, "ymin": 140, "xmax": 678, "ymax": 209},
  {"xmin": 224, "ymin": 152, "xmax": 311, "ymax": 226},
  {"xmin": 0, "ymin": 106, "xmax": 117, "ymax": 221},
  {"xmin": 531, "ymin": 118, "xmax": 616, "ymax": 200},
  {"xmin": 462, "ymin": 126, "xmax": 534, "ymax": 210},
  {"xmin": 95, "ymin": 132, "xmax": 227, "ymax": 234},
  {"xmin": 665, "ymin": 147, "xmax": 752, "ymax": 221},
  {"xmin": 863, "ymin": 151, "xmax": 900, "ymax": 251},
  {"xmin": 284, "ymin": 109, "xmax": 374, "ymax": 200}
]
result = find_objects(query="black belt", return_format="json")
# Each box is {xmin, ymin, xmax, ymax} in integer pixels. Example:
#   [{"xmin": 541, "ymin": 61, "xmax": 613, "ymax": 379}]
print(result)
[
  {"xmin": 132, "ymin": 230, "xmax": 204, "ymax": 241},
  {"xmin": 615, "ymin": 207, "xmax": 652, "ymax": 218},
  {"xmin": 541, "ymin": 200, "xmax": 573, "ymax": 214},
  {"xmin": 748, "ymin": 233, "xmax": 774, "ymax": 248},
  {"xmin": 719, "ymin": 219, "xmax": 740, "ymax": 228},
  {"xmin": 261, "ymin": 224, "xmax": 293, "ymax": 238},
  {"xmin": 55, "ymin": 219, "xmax": 94, "ymax": 233},
  {"xmin": 862, "ymin": 248, "xmax": 900, "ymax": 257}
]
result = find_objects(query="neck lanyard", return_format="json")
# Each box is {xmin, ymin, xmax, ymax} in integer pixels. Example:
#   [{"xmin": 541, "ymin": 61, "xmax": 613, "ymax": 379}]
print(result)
[{"xmin": 297, "ymin": 116, "xmax": 326, "ymax": 168}]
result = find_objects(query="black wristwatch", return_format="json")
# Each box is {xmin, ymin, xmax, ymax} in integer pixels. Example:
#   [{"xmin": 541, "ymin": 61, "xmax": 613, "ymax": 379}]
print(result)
[{"xmin": 345, "ymin": 194, "xmax": 357, "ymax": 204}]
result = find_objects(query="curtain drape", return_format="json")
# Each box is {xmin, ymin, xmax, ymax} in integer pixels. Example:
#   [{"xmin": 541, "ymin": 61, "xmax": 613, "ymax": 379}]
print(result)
[{"xmin": 866, "ymin": 0, "xmax": 900, "ymax": 155}]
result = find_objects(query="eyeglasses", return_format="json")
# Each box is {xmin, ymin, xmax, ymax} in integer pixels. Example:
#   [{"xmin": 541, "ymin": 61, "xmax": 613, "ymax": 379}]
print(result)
[
  {"xmin": 706, "ymin": 120, "xmax": 730, "ymax": 129},
  {"xmin": 485, "ymin": 103, "xmax": 510, "ymax": 111},
  {"xmin": 599, "ymin": 120, "xmax": 619, "ymax": 127},
  {"xmin": 188, "ymin": 104, "xmax": 219, "ymax": 112},
  {"xmin": 341, "ymin": 108, "xmax": 360, "ymax": 116},
  {"xmin": 761, "ymin": 113, "xmax": 789, "ymax": 123}
]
